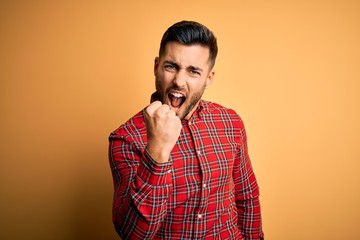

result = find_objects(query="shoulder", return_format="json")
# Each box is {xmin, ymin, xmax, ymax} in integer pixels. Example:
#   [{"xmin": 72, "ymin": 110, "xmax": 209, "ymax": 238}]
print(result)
[
  {"xmin": 109, "ymin": 110, "xmax": 146, "ymax": 141},
  {"xmin": 200, "ymin": 100, "xmax": 243, "ymax": 125},
  {"xmin": 200, "ymin": 100, "xmax": 249, "ymax": 144}
]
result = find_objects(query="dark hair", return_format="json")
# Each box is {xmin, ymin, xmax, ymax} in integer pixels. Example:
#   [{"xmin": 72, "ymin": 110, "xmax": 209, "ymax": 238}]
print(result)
[{"xmin": 159, "ymin": 20, "xmax": 218, "ymax": 68}]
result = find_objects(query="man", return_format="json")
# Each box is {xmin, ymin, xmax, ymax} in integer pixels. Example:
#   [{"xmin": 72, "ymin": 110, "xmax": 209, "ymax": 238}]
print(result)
[{"xmin": 108, "ymin": 20, "xmax": 264, "ymax": 239}]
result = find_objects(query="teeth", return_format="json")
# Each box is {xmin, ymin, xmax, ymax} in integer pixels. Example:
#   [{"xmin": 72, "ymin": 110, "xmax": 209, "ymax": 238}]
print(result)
[{"xmin": 171, "ymin": 92, "xmax": 184, "ymax": 98}]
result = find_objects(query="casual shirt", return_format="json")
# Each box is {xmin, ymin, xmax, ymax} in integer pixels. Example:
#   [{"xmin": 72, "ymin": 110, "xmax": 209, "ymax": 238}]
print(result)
[{"xmin": 108, "ymin": 99, "xmax": 264, "ymax": 239}]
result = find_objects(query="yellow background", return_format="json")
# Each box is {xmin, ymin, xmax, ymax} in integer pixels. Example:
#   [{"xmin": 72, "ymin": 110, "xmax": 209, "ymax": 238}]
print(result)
[{"xmin": 1, "ymin": 1, "xmax": 359, "ymax": 239}]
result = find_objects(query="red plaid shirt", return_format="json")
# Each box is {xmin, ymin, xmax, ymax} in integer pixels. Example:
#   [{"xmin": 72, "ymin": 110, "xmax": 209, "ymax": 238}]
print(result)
[{"xmin": 109, "ymin": 100, "xmax": 264, "ymax": 239}]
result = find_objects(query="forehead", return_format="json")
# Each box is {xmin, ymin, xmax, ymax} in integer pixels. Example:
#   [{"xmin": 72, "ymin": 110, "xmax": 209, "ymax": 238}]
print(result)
[{"xmin": 161, "ymin": 42, "xmax": 211, "ymax": 68}]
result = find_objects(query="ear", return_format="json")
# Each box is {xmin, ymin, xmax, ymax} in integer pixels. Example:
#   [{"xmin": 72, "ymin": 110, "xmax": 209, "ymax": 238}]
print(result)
[
  {"xmin": 154, "ymin": 57, "xmax": 159, "ymax": 76},
  {"xmin": 205, "ymin": 69, "xmax": 215, "ymax": 89}
]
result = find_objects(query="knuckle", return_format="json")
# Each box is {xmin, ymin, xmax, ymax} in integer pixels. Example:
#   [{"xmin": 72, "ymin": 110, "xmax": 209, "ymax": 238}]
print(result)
[
  {"xmin": 144, "ymin": 108, "xmax": 153, "ymax": 118},
  {"xmin": 154, "ymin": 101, "xmax": 162, "ymax": 107},
  {"xmin": 146, "ymin": 101, "xmax": 162, "ymax": 114},
  {"xmin": 161, "ymin": 104, "xmax": 170, "ymax": 110}
]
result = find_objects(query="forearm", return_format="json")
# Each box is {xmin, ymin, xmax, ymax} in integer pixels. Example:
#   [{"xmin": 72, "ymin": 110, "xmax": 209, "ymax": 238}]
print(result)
[
  {"xmin": 237, "ymin": 196, "xmax": 264, "ymax": 240},
  {"xmin": 233, "ymin": 117, "xmax": 264, "ymax": 239},
  {"xmin": 110, "ymin": 140, "xmax": 173, "ymax": 239}
]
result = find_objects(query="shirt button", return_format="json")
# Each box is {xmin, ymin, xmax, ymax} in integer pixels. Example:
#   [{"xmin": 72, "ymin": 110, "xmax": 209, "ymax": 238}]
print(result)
[
  {"xmin": 197, "ymin": 150, "xmax": 201, "ymax": 155},
  {"xmin": 167, "ymin": 169, "xmax": 172, "ymax": 174},
  {"xmin": 203, "ymin": 183, "xmax": 207, "ymax": 188},
  {"xmin": 197, "ymin": 214, "xmax": 202, "ymax": 219}
]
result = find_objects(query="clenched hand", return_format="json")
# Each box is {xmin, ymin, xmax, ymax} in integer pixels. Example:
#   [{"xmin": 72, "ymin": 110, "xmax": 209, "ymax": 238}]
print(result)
[{"xmin": 144, "ymin": 101, "xmax": 182, "ymax": 163}]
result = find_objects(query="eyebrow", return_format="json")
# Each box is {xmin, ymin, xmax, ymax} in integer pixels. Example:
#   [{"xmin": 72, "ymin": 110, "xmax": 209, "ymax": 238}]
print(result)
[{"xmin": 164, "ymin": 60, "xmax": 204, "ymax": 72}]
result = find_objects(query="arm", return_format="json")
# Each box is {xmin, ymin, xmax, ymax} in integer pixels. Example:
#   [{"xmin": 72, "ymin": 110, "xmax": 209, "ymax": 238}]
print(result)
[
  {"xmin": 109, "ymin": 101, "xmax": 182, "ymax": 239},
  {"xmin": 233, "ymin": 118, "xmax": 264, "ymax": 240},
  {"xmin": 109, "ymin": 134, "xmax": 173, "ymax": 239}
]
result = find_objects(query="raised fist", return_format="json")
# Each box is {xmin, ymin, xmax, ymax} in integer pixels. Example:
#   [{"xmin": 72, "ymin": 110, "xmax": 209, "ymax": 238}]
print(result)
[{"xmin": 144, "ymin": 101, "xmax": 182, "ymax": 163}]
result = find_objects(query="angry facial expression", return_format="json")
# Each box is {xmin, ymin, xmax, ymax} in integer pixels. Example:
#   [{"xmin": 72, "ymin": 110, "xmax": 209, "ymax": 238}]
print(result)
[{"xmin": 154, "ymin": 42, "xmax": 215, "ymax": 120}]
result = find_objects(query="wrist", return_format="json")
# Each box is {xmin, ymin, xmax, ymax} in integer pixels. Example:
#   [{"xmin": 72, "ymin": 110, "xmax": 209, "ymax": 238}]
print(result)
[{"xmin": 146, "ymin": 145, "xmax": 171, "ymax": 163}]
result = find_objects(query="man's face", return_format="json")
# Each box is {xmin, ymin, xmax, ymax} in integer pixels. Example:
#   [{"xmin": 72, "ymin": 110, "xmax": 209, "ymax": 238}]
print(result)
[{"xmin": 154, "ymin": 42, "xmax": 214, "ymax": 120}]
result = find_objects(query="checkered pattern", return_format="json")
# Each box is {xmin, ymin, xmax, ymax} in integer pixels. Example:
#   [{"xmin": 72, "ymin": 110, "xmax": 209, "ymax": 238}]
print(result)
[{"xmin": 109, "ymin": 100, "xmax": 264, "ymax": 239}]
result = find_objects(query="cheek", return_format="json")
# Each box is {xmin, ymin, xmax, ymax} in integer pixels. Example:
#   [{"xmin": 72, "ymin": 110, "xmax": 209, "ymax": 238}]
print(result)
[
  {"xmin": 162, "ymin": 71, "xmax": 175, "ymax": 81},
  {"xmin": 156, "ymin": 72, "xmax": 172, "ymax": 89},
  {"xmin": 189, "ymin": 79, "xmax": 207, "ymax": 92},
  {"xmin": 157, "ymin": 72, "xmax": 176, "ymax": 88}
]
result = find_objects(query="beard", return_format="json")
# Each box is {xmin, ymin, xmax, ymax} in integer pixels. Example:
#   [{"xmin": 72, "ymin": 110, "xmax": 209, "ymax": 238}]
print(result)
[{"xmin": 155, "ymin": 79, "xmax": 206, "ymax": 120}]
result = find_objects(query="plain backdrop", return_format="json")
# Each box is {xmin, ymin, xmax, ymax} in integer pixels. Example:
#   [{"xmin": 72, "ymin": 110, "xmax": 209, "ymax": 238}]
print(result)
[{"xmin": 1, "ymin": 0, "xmax": 359, "ymax": 239}]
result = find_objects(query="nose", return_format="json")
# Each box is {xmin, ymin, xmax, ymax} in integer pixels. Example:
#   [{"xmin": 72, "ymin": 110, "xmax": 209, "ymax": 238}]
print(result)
[{"xmin": 173, "ymin": 69, "xmax": 186, "ymax": 87}]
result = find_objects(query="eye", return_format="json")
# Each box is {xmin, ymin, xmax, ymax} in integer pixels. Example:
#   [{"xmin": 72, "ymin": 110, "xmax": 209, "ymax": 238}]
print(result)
[
  {"xmin": 164, "ymin": 64, "xmax": 176, "ymax": 71},
  {"xmin": 189, "ymin": 69, "xmax": 201, "ymax": 76}
]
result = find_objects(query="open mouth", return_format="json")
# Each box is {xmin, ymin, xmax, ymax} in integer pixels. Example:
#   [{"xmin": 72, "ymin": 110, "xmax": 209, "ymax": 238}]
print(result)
[{"xmin": 168, "ymin": 92, "xmax": 186, "ymax": 109}]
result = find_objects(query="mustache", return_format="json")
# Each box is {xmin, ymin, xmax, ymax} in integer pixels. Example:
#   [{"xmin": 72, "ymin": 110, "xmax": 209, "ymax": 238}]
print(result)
[{"xmin": 167, "ymin": 86, "xmax": 186, "ymax": 92}]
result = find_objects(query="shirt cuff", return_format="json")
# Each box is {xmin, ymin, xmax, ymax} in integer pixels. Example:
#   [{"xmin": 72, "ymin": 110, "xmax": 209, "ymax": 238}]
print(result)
[{"xmin": 137, "ymin": 149, "xmax": 173, "ymax": 186}]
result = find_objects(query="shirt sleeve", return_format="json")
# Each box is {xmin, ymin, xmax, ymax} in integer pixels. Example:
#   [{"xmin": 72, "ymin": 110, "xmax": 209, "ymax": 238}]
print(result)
[
  {"xmin": 233, "ymin": 117, "xmax": 264, "ymax": 240},
  {"xmin": 109, "ymin": 133, "xmax": 173, "ymax": 239}
]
